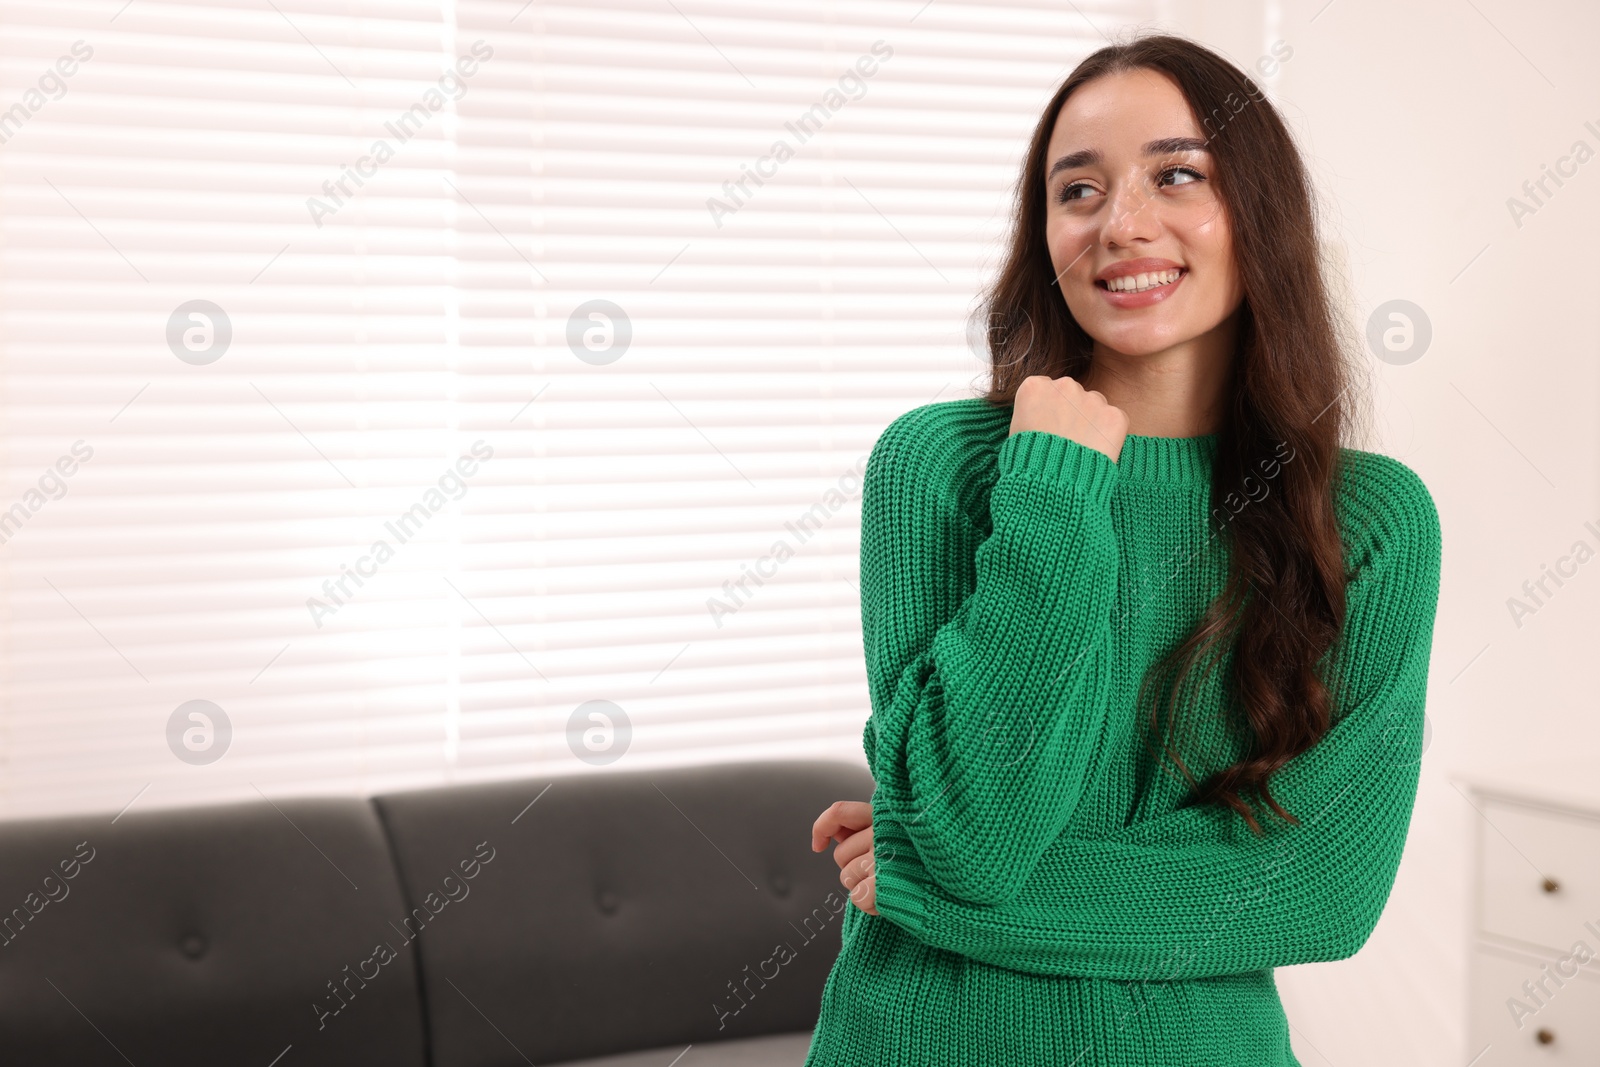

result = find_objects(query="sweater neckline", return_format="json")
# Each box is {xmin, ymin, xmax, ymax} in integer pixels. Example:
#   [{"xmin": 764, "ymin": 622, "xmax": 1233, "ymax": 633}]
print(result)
[{"xmin": 1115, "ymin": 431, "xmax": 1217, "ymax": 486}]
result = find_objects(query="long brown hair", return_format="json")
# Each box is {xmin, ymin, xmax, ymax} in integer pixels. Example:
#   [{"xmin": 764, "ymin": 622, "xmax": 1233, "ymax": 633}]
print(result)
[{"xmin": 977, "ymin": 32, "xmax": 1369, "ymax": 833}]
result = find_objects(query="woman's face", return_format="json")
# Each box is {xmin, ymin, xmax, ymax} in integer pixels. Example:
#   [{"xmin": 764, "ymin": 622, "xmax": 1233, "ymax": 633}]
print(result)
[{"xmin": 1043, "ymin": 68, "xmax": 1245, "ymax": 359}]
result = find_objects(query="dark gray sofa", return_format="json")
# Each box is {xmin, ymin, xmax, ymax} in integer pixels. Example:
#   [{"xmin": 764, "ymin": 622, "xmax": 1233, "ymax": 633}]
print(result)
[{"xmin": 0, "ymin": 759, "xmax": 873, "ymax": 1066}]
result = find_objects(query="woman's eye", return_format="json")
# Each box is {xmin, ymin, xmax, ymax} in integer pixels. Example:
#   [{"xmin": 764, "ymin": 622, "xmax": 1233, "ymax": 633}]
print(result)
[
  {"xmin": 1159, "ymin": 165, "xmax": 1205, "ymax": 187},
  {"xmin": 1055, "ymin": 181, "xmax": 1092, "ymax": 204}
]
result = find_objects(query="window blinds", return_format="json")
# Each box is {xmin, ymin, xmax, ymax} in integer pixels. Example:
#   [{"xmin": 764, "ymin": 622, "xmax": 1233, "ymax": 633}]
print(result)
[{"xmin": 0, "ymin": 0, "xmax": 1157, "ymax": 819}]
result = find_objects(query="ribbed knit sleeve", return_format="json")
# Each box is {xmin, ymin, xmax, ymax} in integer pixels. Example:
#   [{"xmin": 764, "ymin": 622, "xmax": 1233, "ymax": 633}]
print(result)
[
  {"xmin": 869, "ymin": 456, "xmax": 1443, "ymax": 980},
  {"xmin": 860, "ymin": 408, "xmax": 1123, "ymax": 907}
]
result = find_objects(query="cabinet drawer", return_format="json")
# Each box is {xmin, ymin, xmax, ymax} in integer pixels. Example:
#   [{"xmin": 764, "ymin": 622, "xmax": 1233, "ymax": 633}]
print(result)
[
  {"xmin": 1478, "ymin": 800, "xmax": 1600, "ymax": 953},
  {"xmin": 1469, "ymin": 945, "xmax": 1600, "ymax": 1065}
]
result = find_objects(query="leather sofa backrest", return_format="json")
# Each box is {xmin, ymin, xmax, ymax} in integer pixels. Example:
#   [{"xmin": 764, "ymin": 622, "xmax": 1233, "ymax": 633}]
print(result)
[
  {"xmin": 0, "ymin": 797, "xmax": 428, "ymax": 1067},
  {"xmin": 373, "ymin": 759, "xmax": 873, "ymax": 1067}
]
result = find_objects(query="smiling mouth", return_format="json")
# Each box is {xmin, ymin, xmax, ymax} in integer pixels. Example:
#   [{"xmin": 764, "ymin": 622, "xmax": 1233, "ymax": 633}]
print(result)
[{"xmin": 1095, "ymin": 268, "xmax": 1187, "ymax": 293}]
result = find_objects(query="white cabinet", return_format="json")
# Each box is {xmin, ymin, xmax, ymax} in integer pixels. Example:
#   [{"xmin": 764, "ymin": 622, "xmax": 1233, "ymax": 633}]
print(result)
[
  {"xmin": 1470, "ymin": 942, "xmax": 1600, "ymax": 1064},
  {"xmin": 1478, "ymin": 802, "xmax": 1600, "ymax": 952},
  {"xmin": 1463, "ymin": 779, "xmax": 1600, "ymax": 1066}
]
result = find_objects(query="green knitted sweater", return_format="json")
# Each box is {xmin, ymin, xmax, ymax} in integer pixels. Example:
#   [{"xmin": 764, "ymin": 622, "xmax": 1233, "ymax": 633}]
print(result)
[{"xmin": 803, "ymin": 396, "xmax": 1443, "ymax": 1067}]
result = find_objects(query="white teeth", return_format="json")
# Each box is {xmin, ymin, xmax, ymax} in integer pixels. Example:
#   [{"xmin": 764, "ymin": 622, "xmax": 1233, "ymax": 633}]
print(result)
[{"xmin": 1105, "ymin": 269, "xmax": 1182, "ymax": 292}]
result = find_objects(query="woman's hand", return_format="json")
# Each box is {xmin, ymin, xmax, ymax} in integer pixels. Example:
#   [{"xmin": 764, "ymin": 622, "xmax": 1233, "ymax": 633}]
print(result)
[
  {"xmin": 811, "ymin": 800, "xmax": 879, "ymax": 916},
  {"xmin": 1009, "ymin": 374, "xmax": 1129, "ymax": 463}
]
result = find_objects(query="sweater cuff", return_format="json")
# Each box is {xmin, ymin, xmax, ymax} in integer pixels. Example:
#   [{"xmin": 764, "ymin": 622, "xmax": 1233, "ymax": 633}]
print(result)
[
  {"xmin": 996, "ymin": 430, "xmax": 1119, "ymax": 502},
  {"xmin": 871, "ymin": 818, "xmax": 930, "ymax": 936}
]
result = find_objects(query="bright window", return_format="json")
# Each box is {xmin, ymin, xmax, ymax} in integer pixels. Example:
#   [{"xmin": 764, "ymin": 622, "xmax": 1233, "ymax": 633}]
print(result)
[{"xmin": 0, "ymin": 0, "xmax": 1158, "ymax": 817}]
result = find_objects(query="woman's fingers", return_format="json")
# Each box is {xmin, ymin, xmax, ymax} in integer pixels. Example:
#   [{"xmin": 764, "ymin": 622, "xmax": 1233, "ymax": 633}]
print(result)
[
  {"xmin": 841, "ymin": 853, "xmax": 878, "ymax": 916},
  {"xmin": 813, "ymin": 800, "xmax": 879, "ymax": 913},
  {"xmin": 810, "ymin": 799, "xmax": 873, "ymax": 852},
  {"xmin": 839, "ymin": 849, "xmax": 873, "ymax": 892},
  {"xmin": 1007, "ymin": 373, "xmax": 1130, "ymax": 462},
  {"xmin": 854, "ymin": 875, "xmax": 877, "ymax": 915},
  {"xmin": 830, "ymin": 823, "xmax": 873, "ymax": 870}
]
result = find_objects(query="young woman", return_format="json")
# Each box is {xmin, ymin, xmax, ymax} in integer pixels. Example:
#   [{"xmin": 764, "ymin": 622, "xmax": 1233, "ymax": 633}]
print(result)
[{"xmin": 804, "ymin": 32, "xmax": 1442, "ymax": 1066}]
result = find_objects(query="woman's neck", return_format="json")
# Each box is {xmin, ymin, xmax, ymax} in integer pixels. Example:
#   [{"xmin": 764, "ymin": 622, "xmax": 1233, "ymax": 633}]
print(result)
[{"xmin": 1080, "ymin": 318, "xmax": 1237, "ymax": 438}]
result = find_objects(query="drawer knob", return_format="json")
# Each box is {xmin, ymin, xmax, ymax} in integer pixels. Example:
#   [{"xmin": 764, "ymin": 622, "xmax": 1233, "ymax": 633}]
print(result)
[
  {"xmin": 1536, "ymin": 1028, "xmax": 1555, "ymax": 1045},
  {"xmin": 1541, "ymin": 876, "xmax": 1561, "ymax": 894}
]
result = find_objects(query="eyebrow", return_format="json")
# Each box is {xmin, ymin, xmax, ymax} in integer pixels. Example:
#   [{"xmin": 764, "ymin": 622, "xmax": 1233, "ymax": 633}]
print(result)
[{"xmin": 1046, "ymin": 137, "xmax": 1210, "ymax": 180}]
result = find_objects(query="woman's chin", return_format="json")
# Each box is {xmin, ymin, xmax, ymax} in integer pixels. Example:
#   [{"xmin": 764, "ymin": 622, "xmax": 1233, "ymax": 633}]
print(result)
[{"xmin": 1084, "ymin": 329, "xmax": 1191, "ymax": 359}]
